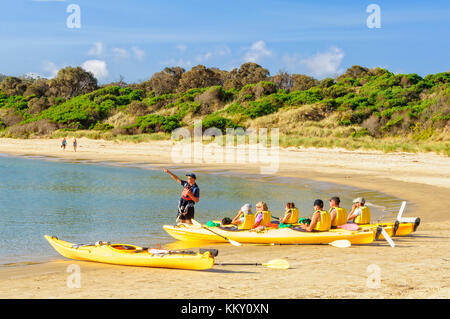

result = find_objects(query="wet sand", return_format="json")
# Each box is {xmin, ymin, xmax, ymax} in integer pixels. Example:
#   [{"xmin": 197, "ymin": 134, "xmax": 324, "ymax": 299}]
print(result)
[{"xmin": 0, "ymin": 137, "xmax": 449, "ymax": 298}]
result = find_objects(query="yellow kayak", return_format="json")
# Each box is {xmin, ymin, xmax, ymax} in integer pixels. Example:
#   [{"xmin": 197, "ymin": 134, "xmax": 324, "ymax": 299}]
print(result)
[
  {"xmin": 44, "ymin": 235, "xmax": 215, "ymax": 270},
  {"xmin": 163, "ymin": 224, "xmax": 374, "ymax": 245},
  {"xmin": 359, "ymin": 220, "xmax": 419, "ymax": 240}
]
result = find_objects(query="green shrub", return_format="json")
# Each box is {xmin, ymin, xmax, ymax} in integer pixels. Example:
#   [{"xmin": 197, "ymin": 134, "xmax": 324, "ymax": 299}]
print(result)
[
  {"xmin": 244, "ymin": 100, "xmax": 278, "ymax": 118},
  {"xmin": 287, "ymin": 89, "xmax": 323, "ymax": 105},
  {"xmin": 93, "ymin": 122, "xmax": 114, "ymax": 131},
  {"xmin": 133, "ymin": 114, "xmax": 181, "ymax": 133},
  {"xmin": 202, "ymin": 114, "xmax": 239, "ymax": 131}
]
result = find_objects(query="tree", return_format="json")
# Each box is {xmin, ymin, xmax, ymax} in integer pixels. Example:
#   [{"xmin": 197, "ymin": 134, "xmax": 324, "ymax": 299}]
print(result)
[
  {"xmin": 224, "ymin": 62, "xmax": 270, "ymax": 90},
  {"xmin": 271, "ymin": 71, "xmax": 293, "ymax": 91},
  {"xmin": 0, "ymin": 76, "xmax": 28, "ymax": 96},
  {"xmin": 291, "ymin": 74, "xmax": 319, "ymax": 91},
  {"xmin": 319, "ymin": 77, "xmax": 335, "ymax": 88},
  {"xmin": 149, "ymin": 67, "xmax": 185, "ymax": 95},
  {"xmin": 24, "ymin": 78, "xmax": 49, "ymax": 97},
  {"xmin": 337, "ymin": 65, "xmax": 370, "ymax": 81},
  {"xmin": 177, "ymin": 65, "xmax": 222, "ymax": 92},
  {"xmin": 47, "ymin": 66, "xmax": 98, "ymax": 100}
]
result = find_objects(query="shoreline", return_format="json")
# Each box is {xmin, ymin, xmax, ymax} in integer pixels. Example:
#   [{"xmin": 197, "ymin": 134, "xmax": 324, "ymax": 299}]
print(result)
[{"xmin": 0, "ymin": 137, "xmax": 449, "ymax": 298}]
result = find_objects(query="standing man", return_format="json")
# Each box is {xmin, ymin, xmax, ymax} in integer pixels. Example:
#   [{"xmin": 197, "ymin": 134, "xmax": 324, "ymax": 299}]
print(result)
[{"xmin": 164, "ymin": 169, "xmax": 200, "ymax": 225}]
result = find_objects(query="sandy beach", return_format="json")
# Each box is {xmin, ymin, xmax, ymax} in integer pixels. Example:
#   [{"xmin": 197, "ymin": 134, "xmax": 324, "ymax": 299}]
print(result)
[{"xmin": 0, "ymin": 137, "xmax": 449, "ymax": 299}]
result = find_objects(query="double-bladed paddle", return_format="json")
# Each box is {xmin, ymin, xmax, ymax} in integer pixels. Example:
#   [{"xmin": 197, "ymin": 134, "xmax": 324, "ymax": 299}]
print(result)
[{"xmin": 215, "ymin": 258, "xmax": 290, "ymax": 269}]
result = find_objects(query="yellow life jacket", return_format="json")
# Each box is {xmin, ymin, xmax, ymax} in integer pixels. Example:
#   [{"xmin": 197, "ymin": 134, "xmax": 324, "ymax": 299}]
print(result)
[
  {"xmin": 354, "ymin": 206, "xmax": 371, "ymax": 224},
  {"xmin": 284, "ymin": 208, "xmax": 299, "ymax": 224},
  {"xmin": 329, "ymin": 207, "xmax": 347, "ymax": 227},
  {"xmin": 259, "ymin": 211, "xmax": 272, "ymax": 226},
  {"xmin": 238, "ymin": 213, "xmax": 255, "ymax": 230},
  {"xmin": 313, "ymin": 210, "xmax": 331, "ymax": 231}
]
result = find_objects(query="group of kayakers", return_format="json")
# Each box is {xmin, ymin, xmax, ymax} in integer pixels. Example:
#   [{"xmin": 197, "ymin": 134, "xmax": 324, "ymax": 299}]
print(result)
[
  {"xmin": 226, "ymin": 196, "xmax": 370, "ymax": 232},
  {"xmin": 163, "ymin": 169, "xmax": 371, "ymax": 232}
]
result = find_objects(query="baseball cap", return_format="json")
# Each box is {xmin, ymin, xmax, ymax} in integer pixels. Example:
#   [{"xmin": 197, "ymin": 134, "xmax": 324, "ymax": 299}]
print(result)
[
  {"xmin": 186, "ymin": 173, "xmax": 197, "ymax": 179},
  {"xmin": 352, "ymin": 197, "xmax": 365, "ymax": 204}
]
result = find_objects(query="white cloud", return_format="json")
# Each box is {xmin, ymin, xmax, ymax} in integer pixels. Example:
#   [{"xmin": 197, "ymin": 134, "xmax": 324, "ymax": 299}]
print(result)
[
  {"xmin": 88, "ymin": 42, "xmax": 104, "ymax": 57},
  {"xmin": 81, "ymin": 60, "xmax": 109, "ymax": 81},
  {"xmin": 162, "ymin": 58, "xmax": 192, "ymax": 69},
  {"xmin": 42, "ymin": 61, "xmax": 59, "ymax": 78},
  {"xmin": 300, "ymin": 47, "xmax": 345, "ymax": 78},
  {"xmin": 131, "ymin": 46, "xmax": 145, "ymax": 61},
  {"xmin": 25, "ymin": 72, "xmax": 42, "ymax": 79},
  {"xmin": 195, "ymin": 46, "xmax": 231, "ymax": 63},
  {"xmin": 176, "ymin": 44, "xmax": 187, "ymax": 52},
  {"xmin": 196, "ymin": 51, "xmax": 213, "ymax": 63},
  {"xmin": 216, "ymin": 46, "xmax": 231, "ymax": 56},
  {"xmin": 244, "ymin": 40, "xmax": 271, "ymax": 63},
  {"xmin": 112, "ymin": 48, "xmax": 129, "ymax": 60}
]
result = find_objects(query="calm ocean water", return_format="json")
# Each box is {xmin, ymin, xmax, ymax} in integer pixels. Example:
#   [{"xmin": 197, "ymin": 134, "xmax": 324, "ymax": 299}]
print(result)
[{"xmin": 0, "ymin": 154, "xmax": 402, "ymax": 264}]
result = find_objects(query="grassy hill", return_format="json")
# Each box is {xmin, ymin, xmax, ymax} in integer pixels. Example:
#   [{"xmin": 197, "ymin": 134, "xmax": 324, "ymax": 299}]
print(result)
[{"xmin": 0, "ymin": 66, "xmax": 448, "ymax": 155}]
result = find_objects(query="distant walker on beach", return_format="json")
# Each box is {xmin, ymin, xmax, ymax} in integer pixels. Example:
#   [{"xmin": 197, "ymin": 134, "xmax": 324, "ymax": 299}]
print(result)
[{"xmin": 61, "ymin": 138, "xmax": 67, "ymax": 151}]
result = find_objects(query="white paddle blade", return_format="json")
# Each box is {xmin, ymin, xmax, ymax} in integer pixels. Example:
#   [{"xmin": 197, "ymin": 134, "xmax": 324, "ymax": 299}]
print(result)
[
  {"xmin": 396, "ymin": 201, "xmax": 407, "ymax": 221},
  {"xmin": 228, "ymin": 239, "xmax": 242, "ymax": 247},
  {"xmin": 329, "ymin": 240, "xmax": 351, "ymax": 248},
  {"xmin": 262, "ymin": 259, "xmax": 290, "ymax": 269},
  {"xmin": 380, "ymin": 228, "xmax": 395, "ymax": 248}
]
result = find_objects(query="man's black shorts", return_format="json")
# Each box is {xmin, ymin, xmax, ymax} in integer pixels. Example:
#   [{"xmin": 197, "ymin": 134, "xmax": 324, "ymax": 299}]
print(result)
[{"xmin": 179, "ymin": 205, "xmax": 195, "ymax": 220}]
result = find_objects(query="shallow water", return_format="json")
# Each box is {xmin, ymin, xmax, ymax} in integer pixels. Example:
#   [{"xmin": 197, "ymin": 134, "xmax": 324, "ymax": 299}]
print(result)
[{"xmin": 0, "ymin": 154, "xmax": 402, "ymax": 264}]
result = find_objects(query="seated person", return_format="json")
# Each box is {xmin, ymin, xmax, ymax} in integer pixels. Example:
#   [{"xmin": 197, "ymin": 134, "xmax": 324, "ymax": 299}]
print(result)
[
  {"xmin": 328, "ymin": 196, "xmax": 348, "ymax": 228},
  {"xmin": 298, "ymin": 199, "xmax": 331, "ymax": 232},
  {"xmin": 231, "ymin": 203, "xmax": 253, "ymax": 225},
  {"xmin": 254, "ymin": 201, "xmax": 271, "ymax": 229},
  {"xmin": 280, "ymin": 202, "xmax": 299, "ymax": 225},
  {"xmin": 347, "ymin": 197, "xmax": 371, "ymax": 224}
]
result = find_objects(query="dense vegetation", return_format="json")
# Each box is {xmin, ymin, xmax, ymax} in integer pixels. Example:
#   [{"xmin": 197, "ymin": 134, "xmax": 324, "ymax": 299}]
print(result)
[{"xmin": 0, "ymin": 64, "xmax": 448, "ymax": 155}]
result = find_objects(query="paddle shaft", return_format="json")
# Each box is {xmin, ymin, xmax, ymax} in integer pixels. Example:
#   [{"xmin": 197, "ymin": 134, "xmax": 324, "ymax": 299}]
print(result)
[
  {"xmin": 202, "ymin": 226, "xmax": 233, "ymax": 241},
  {"xmin": 176, "ymin": 205, "xmax": 186, "ymax": 223},
  {"xmin": 215, "ymin": 262, "xmax": 262, "ymax": 266}
]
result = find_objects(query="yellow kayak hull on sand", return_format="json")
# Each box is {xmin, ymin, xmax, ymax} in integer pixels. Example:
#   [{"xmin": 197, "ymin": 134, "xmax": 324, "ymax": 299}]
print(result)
[
  {"xmin": 44, "ymin": 235, "xmax": 214, "ymax": 270},
  {"xmin": 359, "ymin": 222, "xmax": 415, "ymax": 240},
  {"xmin": 163, "ymin": 225, "xmax": 374, "ymax": 245}
]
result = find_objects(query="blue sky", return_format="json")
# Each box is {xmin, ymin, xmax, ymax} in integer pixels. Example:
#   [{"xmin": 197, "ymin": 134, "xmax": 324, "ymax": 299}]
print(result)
[{"xmin": 0, "ymin": 0, "xmax": 449, "ymax": 83}]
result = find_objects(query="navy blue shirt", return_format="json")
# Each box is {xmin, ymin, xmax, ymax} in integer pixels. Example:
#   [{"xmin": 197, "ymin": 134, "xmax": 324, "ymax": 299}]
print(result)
[{"xmin": 180, "ymin": 180, "xmax": 200, "ymax": 204}]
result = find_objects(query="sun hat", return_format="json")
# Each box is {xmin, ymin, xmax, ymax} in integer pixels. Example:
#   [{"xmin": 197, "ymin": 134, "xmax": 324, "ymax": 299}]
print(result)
[
  {"xmin": 352, "ymin": 197, "xmax": 365, "ymax": 204},
  {"xmin": 241, "ymin": 203, "xmax": 252, "ymax": 214}
]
